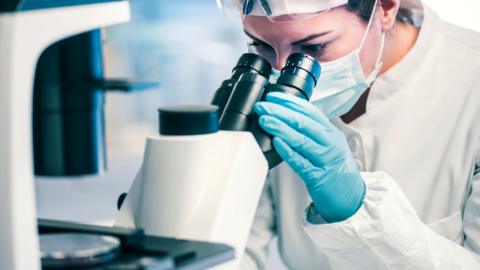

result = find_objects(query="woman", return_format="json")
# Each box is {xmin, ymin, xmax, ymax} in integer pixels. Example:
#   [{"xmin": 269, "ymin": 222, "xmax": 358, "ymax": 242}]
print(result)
[{"xmin": 217, "ymin": 0, "xmax": 480, "ymax": 269}]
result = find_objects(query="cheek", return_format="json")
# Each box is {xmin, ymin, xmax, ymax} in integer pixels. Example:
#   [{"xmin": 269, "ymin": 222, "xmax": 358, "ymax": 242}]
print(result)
[
  {"xmin": 359, "ymin": 24, "xmax": 383, "ymax": 75},
  {"xmin": 323, "ymin": 37, "xmax": 359, "ymax": 62},
  {"xmin": 320, "ymin": 22, "xmax": 365, "ymax": 62}
]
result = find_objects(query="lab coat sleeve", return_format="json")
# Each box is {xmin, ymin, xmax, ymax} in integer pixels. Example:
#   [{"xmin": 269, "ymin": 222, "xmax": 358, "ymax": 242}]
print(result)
[
  {"xmin": 301, "ymin": 170, "xmax": 480, "ymax": 269},
  {"xmin": 239, "ymin": 177, "xmax": 277, "ymax": 270},
  {"xmin": 463, "ymin": 151, "xmax": 480, "ymax": 260}
]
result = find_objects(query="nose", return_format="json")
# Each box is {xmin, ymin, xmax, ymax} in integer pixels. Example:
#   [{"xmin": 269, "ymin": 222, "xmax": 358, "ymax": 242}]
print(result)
[{"xmin": 275, "ymin": 53, "xmax": 289, "ymax": 70}]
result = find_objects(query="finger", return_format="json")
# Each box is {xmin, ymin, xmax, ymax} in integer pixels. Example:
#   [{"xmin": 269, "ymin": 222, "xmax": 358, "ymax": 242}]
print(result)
[
  {"xmin": 255, "ymin": 102, "xmax": 335, "ymax": 146},
  {"xmin": 259, "ymin": 115, "xmax": 333, "ymax": 166},
  {"xmin": 272, "ymin": 137, "xmax": 325, "ymax": 187},
  {"xmin": 264, "ymin": 92, "xmax": 335, "ymax": 129}
]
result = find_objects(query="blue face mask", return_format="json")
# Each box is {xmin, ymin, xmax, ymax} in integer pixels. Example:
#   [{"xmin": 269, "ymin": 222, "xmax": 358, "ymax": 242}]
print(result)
[{"xmin": 311, "ymin": 1, "xmax": 385, "ymax": 120}]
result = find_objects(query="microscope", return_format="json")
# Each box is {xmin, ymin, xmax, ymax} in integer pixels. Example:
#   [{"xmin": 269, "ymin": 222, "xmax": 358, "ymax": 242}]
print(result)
[
  {"xmin": 0, "ymin": 1, "xmax": 233, "ymax": 269},
  {"xmin": 116, "ymin": 52, "xmax": 321, "ymax": 269},
  {"xmin": 0, "ymin": 0, "xmax": 321, "ymax": 268}
]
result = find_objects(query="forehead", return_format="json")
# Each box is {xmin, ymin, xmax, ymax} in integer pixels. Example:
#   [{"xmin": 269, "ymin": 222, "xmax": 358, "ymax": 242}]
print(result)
[{"xmin": 242, "ymin": 7, "xmax": 358, "ymax": 40}]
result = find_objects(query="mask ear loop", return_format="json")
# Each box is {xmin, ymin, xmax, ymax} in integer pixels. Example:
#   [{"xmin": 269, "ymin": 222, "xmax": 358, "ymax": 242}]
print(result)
[
  {"xmin": 365, "ymin": 32, "xmax": 385, "ymax": 84},
  {"xmin": 359, "ymin": 0, "xmax": 386, "ymax": 69},
  {"xmin": 359, "ymin": 0, "xmax": 379, "ymax": 50},
  {"xmin": 359, "ymin": 0, "xmax": 386, "ymax": 83},
  {"xmin": 375, "ymin": 32, "xmax": 386, "ymax": 66}
]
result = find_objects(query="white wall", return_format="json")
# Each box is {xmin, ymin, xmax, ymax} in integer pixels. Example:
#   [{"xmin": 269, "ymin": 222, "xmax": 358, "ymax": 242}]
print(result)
[
  {"xmin": 36, "ymin": 0, "xmax": 247, "ymax": 226},
  {"xmin": 423, "ymin": 0, "xmax": 480, "ymax": 32}
]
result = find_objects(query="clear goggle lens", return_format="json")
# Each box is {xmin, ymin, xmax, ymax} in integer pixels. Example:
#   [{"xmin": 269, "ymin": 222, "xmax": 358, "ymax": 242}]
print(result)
[{"xmin": 216, "ymin": 0, "xmax": 334, "ymax": 23}]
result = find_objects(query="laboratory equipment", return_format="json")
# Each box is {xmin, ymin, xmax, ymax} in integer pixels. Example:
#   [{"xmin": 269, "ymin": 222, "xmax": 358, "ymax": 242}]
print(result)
[
  {"xmin": 0, "ymin": 1, "xmax": 130, "ymax": 269},
  {"xmin": 219, "ymin": 53, "xmax": 321, "ymax": 168},
  {"xmin": 115, "ymin": 53, "xmax": 321, "ymax": 269},
  {"xmin": 115, "ymin": 104, "xmax": 269, "ymax": 270},
  {"xmin": 33, "ymin": 27, "xmax": 160, "ymax": 176},
  {"xmin": 211, "ymin": 53, "xmax": 272, "ymax": 116},
  {"xmin": 0, "ymin": 1, "xmax": 233, "ymax": 269},
  {"xmin": 39, "ymin": 219, "xmax": 234, "ymax": 269}
]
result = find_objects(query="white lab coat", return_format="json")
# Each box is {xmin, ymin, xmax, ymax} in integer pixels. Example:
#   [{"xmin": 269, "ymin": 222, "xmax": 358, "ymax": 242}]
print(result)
[{"xmin": 240, "ymin": 4, "xmax": 480, "ymax": 270}]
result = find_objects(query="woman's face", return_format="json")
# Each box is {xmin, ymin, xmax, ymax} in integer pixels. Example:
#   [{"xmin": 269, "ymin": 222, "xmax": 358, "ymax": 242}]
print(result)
[{"xmin": 242, "ymin": 6, "xmax": 384, "ymax": 76}]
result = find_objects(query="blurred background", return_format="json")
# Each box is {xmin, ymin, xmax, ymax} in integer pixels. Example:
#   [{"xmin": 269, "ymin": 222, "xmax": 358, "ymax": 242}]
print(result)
[
  {"xmin": 35, "ymin": 0, "xmax": 480, "ymax": 269},
  {"xmin": 36, "ymin": 0, "xmax": 248, "ymax": 224}
]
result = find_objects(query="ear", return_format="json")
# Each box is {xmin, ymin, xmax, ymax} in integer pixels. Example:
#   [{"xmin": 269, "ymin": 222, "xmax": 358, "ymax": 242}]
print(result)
[{"xmin": 378, "ymin": 0, "xmax": 400, "ymax": 31}]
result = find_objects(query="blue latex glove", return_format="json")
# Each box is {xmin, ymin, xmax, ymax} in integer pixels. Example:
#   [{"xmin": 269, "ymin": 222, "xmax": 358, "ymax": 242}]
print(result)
[{"xmin": 254, "ymin": 92, "xmax": 366, "ymax": 223}]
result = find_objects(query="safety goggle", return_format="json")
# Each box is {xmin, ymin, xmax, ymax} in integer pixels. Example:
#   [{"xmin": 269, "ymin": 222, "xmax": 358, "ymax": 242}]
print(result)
[{"xmin": 216, "ymin": 0, "xmax": 339, "ymax": 23}]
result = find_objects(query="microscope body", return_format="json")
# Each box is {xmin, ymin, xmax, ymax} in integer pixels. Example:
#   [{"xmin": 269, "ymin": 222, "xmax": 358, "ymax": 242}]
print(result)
[
  {"xmin": 116, "ymin": 106, "xmax": 269, "ymax": 270},
  {"xmin": 116, "ymin": 53, "xmax": 321, "ymax": 269},
  {"xmin": 0, "ymin": 1, "xmax": 130, "ymax": 269},
  {"xmin": 1, "ymin": 2, "xmax": 310, "ymax": 269}
]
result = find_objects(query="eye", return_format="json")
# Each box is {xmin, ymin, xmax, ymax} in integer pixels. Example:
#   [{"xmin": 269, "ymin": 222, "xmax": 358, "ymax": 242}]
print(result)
[
  {"xmin": 247, "ymin": 41, "xmax": 276, "ymax": 63},
  {"xmin": 300, "ymin": 43, "xmax": 327, "ymax": 58},
  {"xmin": 247, "ymin": 40, "xmax": 273, "ymax": 51}
]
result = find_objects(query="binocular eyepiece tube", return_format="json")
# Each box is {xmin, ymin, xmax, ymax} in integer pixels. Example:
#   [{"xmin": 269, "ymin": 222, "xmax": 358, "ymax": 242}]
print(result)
[
  {"xmin": 212, "ymin": 53, "xmax": 321, "ymax": 169},
  {"xmin": 211, "ymin": 53, "xmax": 272, "ymax": 117}
]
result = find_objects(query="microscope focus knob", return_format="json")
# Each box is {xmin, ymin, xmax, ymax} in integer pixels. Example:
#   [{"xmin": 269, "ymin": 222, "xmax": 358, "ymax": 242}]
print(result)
[{"xmin": 158, "ymin": 105, "xmax": 219, "ymax": 136}]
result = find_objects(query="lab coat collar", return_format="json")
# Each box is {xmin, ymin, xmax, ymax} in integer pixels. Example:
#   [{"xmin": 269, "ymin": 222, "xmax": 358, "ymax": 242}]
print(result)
[{"xmin": 364, "ymin": 4, "xmax": 437, "ymax": 116}]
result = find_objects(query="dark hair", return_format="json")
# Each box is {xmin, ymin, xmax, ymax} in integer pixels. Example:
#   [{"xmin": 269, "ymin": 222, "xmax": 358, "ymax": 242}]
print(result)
[{"xmin": 346, "ymin": 0, "xmax": 414, "ymax": 24}]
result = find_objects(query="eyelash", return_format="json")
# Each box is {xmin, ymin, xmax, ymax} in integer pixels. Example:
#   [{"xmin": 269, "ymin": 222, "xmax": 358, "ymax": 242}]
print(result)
[
  {"xmin": 301, "ymin": 43, "xmax": 327, "ymax": 58},
  {"xmin": 248, "ymin": 41, "xmax": 272, "ymax": 49},
  {"xmin": 247, "ymin": 41, "xmax": 328, "ymax": 58}
]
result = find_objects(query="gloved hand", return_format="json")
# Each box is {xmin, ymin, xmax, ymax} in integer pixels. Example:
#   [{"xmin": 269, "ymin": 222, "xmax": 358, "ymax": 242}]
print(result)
[{"xmin": 254, "ymin": 92, "xmax": 366, "ymax": 223}]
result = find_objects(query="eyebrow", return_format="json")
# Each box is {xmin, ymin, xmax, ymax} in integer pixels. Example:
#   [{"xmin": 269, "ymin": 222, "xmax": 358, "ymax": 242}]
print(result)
[
  {"xmin": 244, "ymin": 30, "xmax": 270, "ymax": 45},
  {"xmin": 291, "ymin": 31, "xmax": 332, "ymax": 46},
  {"xmin": 244, "ymin": 30, "xmax": 332, "ymax": 47}
]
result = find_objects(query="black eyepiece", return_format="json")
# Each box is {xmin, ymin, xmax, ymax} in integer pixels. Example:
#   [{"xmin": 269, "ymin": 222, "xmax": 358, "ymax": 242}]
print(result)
[
  {"xmin": 276, "ymin": 53, "xmax": 321, "ymax": 99},
  {"xmin": 211, "ymin": 52, "xmax": 321, "ymax": 169},
  {"xmin": 231, "ymin": 53, "xmax": 272, "ymax": 80},
  {"xmin": 211, "ymin": 53, "xmax": 272, "ymax": 117}
]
